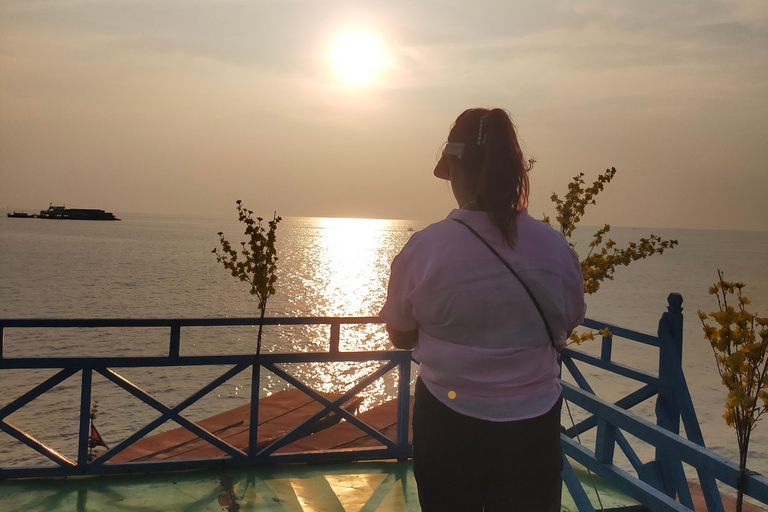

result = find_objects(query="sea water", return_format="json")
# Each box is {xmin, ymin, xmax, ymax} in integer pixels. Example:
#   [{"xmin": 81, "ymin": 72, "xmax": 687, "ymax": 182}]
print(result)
[{"xmin": 0, "ymin": 213, "xmax": 766, "ymax": 477}]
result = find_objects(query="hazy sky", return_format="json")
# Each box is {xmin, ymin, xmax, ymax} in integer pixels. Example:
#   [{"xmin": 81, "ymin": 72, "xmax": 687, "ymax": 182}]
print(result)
[{"xmin": 1, "ymin": 0, "xmax": 766, "ymax": 229}]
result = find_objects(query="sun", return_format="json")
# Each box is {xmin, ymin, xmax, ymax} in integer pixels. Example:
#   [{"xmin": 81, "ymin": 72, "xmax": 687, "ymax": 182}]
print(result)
[{"xmin": 329, "ymin": 30, "xmax": 387, "ymax": 87}]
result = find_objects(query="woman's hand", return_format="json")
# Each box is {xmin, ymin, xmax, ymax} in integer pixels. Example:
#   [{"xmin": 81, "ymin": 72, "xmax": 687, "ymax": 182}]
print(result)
[{"xmin": 387, "ymin": 327, "xmax": 418, "ymax": 350}]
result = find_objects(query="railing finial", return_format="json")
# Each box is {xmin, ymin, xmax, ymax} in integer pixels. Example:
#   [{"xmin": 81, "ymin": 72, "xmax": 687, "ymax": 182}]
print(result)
[{"xmin": 666, "ymin": 293, "xmax": 683, "ymax": 314}]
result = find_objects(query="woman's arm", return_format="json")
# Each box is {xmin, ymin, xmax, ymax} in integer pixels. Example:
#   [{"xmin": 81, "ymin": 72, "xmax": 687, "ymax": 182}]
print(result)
[{"xmin": 387, "ymin": 327, "xmax": 418, "ymax": 350}]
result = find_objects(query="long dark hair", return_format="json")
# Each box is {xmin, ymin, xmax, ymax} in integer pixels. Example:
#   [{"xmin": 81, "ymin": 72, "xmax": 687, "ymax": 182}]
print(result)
[{"xmin": 447, "ymin": 108, "xmax": 532, "ymax": 247}]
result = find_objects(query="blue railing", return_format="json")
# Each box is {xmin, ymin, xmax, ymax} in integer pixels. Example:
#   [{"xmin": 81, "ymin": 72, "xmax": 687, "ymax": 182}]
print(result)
[
  {"xmin": 0, "ymin": 316, "xmax": 412, "ymax": 478},
  {"xmin": 1, "ymin": 294, "xmax": 767, "ymax": 512}
]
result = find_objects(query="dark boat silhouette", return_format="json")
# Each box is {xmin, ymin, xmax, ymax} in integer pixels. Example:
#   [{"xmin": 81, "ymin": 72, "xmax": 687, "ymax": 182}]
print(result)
[
  {"xmin": 6, "ymin": 211, "xmax": 33, "ymax": 218},
  {"xmin": 37, "ymin": 204, "xmax": 120, "ymax": 221}
]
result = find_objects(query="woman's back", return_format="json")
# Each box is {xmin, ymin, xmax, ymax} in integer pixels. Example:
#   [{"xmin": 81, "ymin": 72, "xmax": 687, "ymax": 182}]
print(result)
[{"xmin": 382, "ymin": 208, "xmax": 584, "ymax": 350}]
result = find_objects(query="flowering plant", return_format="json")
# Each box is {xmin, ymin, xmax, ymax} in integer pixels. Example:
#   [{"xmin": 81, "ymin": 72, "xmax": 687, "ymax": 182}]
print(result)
[
  {"xmin": 213, "ymin": 200, "xmax": 281, "ymax": 355},
  {"xmin": 698, "ymin": 271, "xmax": 768, "ymax": 512},
  {"xmin": 543, "ymin": 168, "xmax": 678, "ymax": 346}
]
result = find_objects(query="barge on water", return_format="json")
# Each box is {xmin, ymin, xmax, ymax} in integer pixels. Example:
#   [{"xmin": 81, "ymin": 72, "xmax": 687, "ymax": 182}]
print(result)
[
  {"xmin": 5, "ymin": 205, "xmax": 121, "ymax": 220},
  {"xmin": 38, "ymin": 204, "xmax": 120, "ymax": 221}
]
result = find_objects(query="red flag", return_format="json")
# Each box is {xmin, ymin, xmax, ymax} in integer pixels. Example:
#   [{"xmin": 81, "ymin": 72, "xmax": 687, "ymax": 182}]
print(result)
[{"xmin": 89, "ymin": 423, "xmax": 109, "ymax": 450}]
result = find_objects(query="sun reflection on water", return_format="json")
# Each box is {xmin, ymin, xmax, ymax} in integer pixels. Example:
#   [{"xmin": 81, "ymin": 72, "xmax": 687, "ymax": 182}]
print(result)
[
  {"xmin": 276, "ymin": 217, "xmax": 414, "ymax": 411},
  {"xmin": 312, "ymin": 217, "xmax": 390, "ymax": 316}
]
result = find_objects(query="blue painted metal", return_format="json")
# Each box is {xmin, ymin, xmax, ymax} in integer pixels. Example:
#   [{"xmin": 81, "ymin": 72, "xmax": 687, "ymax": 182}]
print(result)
[
  {"xmin": 563, "ymin": 436, "xmax": 692, "ymax": 512},
  {"xmin": 595, "ymin": 418, "xmax": 617, "ymax": 465},
  {"xmin": 89, "ymin": 364, "xmax": 251, "ymax": 468},
  {"xmin": 561, "ymin": 357, "xmax": 649, "ymax": 475},
  {"xmin": 256, "ymin": 360, "xmax": 402, "ymax": 456},
  {"xmin": 329, "ymin": 320, "xmax": 341, "ymax": 353},
  {"xmin": 562, "ymin": 382, "xmax": 768, "ymax": 502},
  {"xmin": 580, "ymin": 318, "xmax": 661, "ymax": 347},
  {"xmin": 0, "ymin": 368, "xmax": 78, "ymax": 420},
  {"xmin": 0, "ymin": 420, "xmax": 75, "ymax": 468},
  {"xmin": 169, "ymin": 325, "xmax": 181, "ymax": 357},
  {"xmin": 395, "ymin": 356, "xmax": 411, "ymax": 455},
  {"xmin": 600, "ymin": 333, "xmax": 613, "ymax": 362},
  {"xmin": 2, "ymin": 297, "xmax": 768, "ymax": 512},
  {"xmin": 561, "ymin": 452, "xmax": 598, "ymax": 512},
  {"xmin": 77, "ymin": 369, "xmax": 92, "ymax": 469},
  {"xmin": 561, "ymin": 349, "xmax": 659, "ymax": 385},
  {"xmin": 248, "ymin": 362, "xmax": 260, "ymax": 461}
]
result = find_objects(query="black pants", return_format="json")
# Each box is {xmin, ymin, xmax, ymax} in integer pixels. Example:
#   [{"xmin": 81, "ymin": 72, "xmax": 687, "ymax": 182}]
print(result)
[{"xmin": 412, "ymin": 378, "xmax": 563, "ymax": 512}]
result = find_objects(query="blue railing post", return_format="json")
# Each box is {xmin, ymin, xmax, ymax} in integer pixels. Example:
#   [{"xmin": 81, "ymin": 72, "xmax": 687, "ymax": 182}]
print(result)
[
  {"xmin": 654, "ymin": 293, "xmax": 687, "ymax": 500},
  {"xmin": 77, "ymin": 368, "xmax": 93, "ymax": 471},
  {"xmin": 595, "ymin": 418, "xmax": 617, "ymax": 464},
  {"xmin": 600, "ymin": 332, "xmax": 613, "ymax": 362},
  {"xmin": 329, "ymin": 320, "xmax": 340, "ymax": 353},
  {"xmin": 395, "ymin": 353, "xmax": 411, "ymax": 458},
  {"xmin": 248, "ymin": 358, "xmax": 260, "ymax": 460},
  {"xmin": 169, "ymin": 325, "xmax": 181, "ymax": 357}
]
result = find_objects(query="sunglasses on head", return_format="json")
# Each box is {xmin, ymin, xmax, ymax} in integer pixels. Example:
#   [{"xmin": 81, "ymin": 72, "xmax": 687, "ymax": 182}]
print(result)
[{"xmin": 442, "ymin": 142, "xmax": 465, "ymax": 159}]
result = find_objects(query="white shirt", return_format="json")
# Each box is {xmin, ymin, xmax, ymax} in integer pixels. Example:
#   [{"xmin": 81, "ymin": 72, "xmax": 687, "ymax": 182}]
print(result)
[{"xmin": 380, "ymin": 209, "xmax": 586, "ymax": 421}]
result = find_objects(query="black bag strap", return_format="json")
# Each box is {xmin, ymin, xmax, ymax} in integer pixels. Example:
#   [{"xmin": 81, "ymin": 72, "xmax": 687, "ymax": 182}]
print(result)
[{"xmin": 452, "ymin": 218, "xmax": 556, "ymax": 349}]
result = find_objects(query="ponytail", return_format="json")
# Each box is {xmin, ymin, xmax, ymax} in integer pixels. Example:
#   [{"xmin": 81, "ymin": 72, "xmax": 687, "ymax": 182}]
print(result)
[{"xmin": 447, "ymin": 108, "xmax": 532, "ymax": 247}]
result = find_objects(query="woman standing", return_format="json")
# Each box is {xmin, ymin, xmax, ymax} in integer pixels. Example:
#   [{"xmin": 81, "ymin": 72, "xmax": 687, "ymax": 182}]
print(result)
[{"xmin": 380, "ymin": 108, "xmax": 586, "ymax": 512}]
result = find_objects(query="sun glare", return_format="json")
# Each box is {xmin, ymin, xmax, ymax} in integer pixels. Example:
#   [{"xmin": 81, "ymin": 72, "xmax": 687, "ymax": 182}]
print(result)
[{"xmin": 329, "ymin": 30, "xmax": 387, "ymax": 87}]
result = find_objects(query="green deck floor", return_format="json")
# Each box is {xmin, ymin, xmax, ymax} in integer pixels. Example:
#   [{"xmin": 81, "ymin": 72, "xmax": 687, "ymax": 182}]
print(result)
[{"xmin": 0, "ymin": 460, "xmax": 640, "ymax": 512}]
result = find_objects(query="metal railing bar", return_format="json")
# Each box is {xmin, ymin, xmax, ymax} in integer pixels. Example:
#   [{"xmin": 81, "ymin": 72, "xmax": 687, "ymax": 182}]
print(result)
[
  {"xmin": 95, "ymin": 368, "xmax": 246, "ymax": 462},
  {"xmin": 0, "ymin": 420, "xmax": 77, "ymax": 467},
  {"xmin": 88, "ymin": 408, "xmax": 189, "ymax": 468},
  {"xmin": 247, "ymin": 363, "xmax": 260, "ymax": 460},
  {"xmin": 261, "ymin": 352, "xmax": 402, "ymax": 363},
  {"xmin": 1, "ymin": 455, "xmax": 417, "ymax": 479},
  {"xmin": 580, "ymin": 319, "xmax": 661, "ymax": 347},
  {"xmin": 90, "ymin": 364, "xmax": 248, "ymax": 466},
  {"xmin": 0, "ymin": 356, "xmax": 256, "ymax": 369},
  {"xmin": 0, "ymin": 351, "xmax": 405, "ymax": 368},
  {"xmin": 562, "ymin": 355, "xmax": 596, "ymax": 394},
  {"xmin": 600, "ymin": 334, "xmax": 613, "ymax": 362},
  {"xmin": 562, "ymin": 436, "xmax": 692, "ymax": 512},
  {"xmin": 562, "ymin": 382, "xmax": 768, "ymax": 502},
  {"xmin": 256, "ymin": 361, "xmax": 400, "ymax": 455},
  {"xmin": 0, "ymin": 457, "xmax": 225, "ymax": 479},
  {"xmin": 169, "ymin": 325, "xmax": 181, "ymax": 358},
  {"xmin": 561, "ymin": 455, "xmax": 597, "ymax": 512},
  {"xmin": 259, "ymin": 447, "xmax": 403, "ymax": 465},
  {"xmin": 669, "ymin": 349, "xmax": 725, "ymax": 512},
  {"xmin": 0, "ymin": 368, "xmax": 78, "ymax": 420},
  {"xmin": 77, "ymin": 369, "xmax": 92, "ymax": 469},
  {"xmin": 670, "ymin": 355, "xmax": 707, "ymax": 448},
  {"xmin": 395, "ymin": 359, "xmax": 411, "ymax": 449},
  {"xmin": 60, "ymin": 447, "xmax": 404, "ymax": 478},
  {"xmin": 561, "ymin": 359, "xmax": 651, "ymax": 473},
  {"xmin": 91, "ymin": 364, "xmax": 248, "ymax": 466},
  {"xmin": 2, "ymin": 315, "xmax": 635, "ymax": 333},
  {"xmin": 166, "ymin": 363, "xmax": 250, "ymax": 417},
  {"xmin": 665, "ymin": 458, "xmax": 697, "ymax": 510},
  {"xmin": 563, "ymin": 382, "xmax": 658, "ymax": 437},
  {"xmin": 561, "ymin": 349, "xmax": 659, "ymax": 385},
  {"xmin": 615, "ymin": 428, "xmax": 648, "ymax": 475},
  {"xmin": 257, "ymin": 360, "xmax": 400, "ymax": 456},
  {"xmin": 12, "ymin": 447, "xmax": 403, "ymax": 476},
  {"xmin": 329, "ymin": 320, "xmax": 341, "ymax": 353},
  {"xmin": 0, "ymin": 317, "xmax": 385, "ymax": 329}
]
